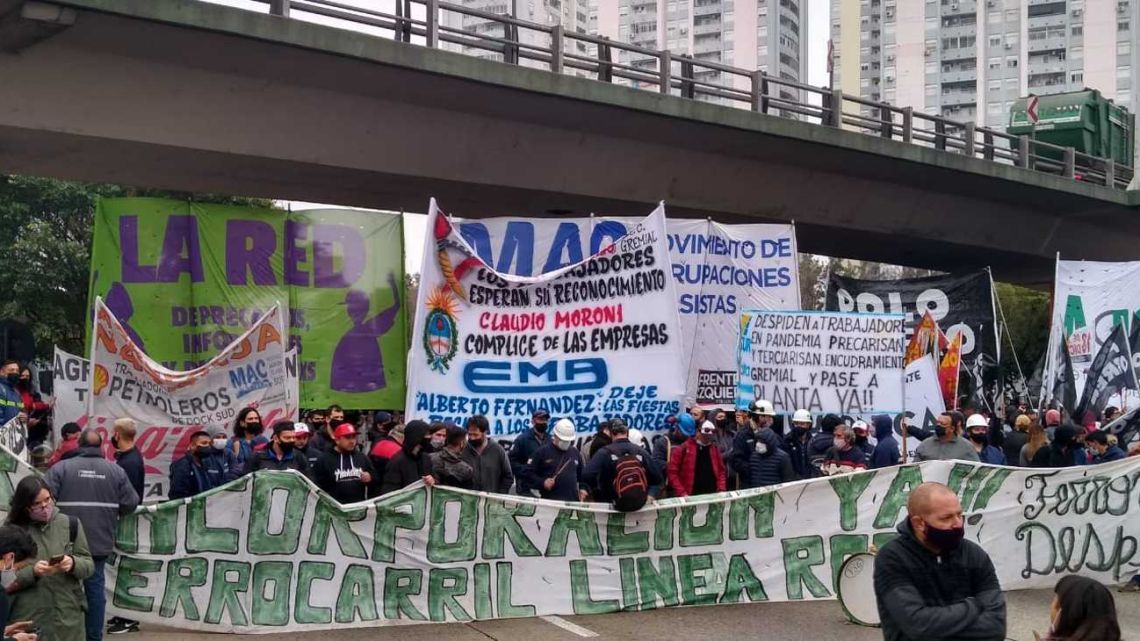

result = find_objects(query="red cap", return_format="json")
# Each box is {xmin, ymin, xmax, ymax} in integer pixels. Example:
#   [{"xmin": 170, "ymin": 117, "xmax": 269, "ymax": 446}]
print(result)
[{"xmin": 333, "ymin": 424, "xmax": 357, "ymax": 438}]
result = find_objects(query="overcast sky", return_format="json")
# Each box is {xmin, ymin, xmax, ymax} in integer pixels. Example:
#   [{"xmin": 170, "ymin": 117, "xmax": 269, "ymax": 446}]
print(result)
[{"xmin": 209, "ymin": 0, "xmax": 830, "ymax": 272}]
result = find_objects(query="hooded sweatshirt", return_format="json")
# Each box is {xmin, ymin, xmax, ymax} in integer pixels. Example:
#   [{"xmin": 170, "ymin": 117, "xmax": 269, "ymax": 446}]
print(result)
[
  {"xmin": 313, "ymin": 448, "xmax": 375, "ymax": 504},
  {"xmin": 871, "ymin": 415, "xmax": 901, "ymax": 469},
  {"xmin": 874, "ymin": 519, "xmax": 1006, "ymax": 641},
  {"xmin": 380, "ymin": 420, "xmax": 431, "ymax": 494}
]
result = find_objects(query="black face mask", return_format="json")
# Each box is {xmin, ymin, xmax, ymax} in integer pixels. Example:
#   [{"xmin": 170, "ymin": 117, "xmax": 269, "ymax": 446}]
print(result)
[
  {"xmin": 194, "ymin": 445, "xmax": 212, "ymax": 458},
  {"xmin": 534, "ymin": 422, "xmax": 548, "ymax": 434},
  {"xmin": 922, "ymin": 520, "xmax": 965, "ymax": 552},
  {"xmin": 278, "ymin": 441, "xmax": 295, "ymax": 454},
  {"xmin": 3, "ymin": 374, "xmax": 18, "ymax": 386},
  {"xmin": 969, "ymin": 432, "xmax": 987, "ymax": 443},
  {"xmin": 855, "ymin": 436, "xmax": 868, "ymax": 446},
  {"xmin": 934, "ymin": 425, "xmax": 949, "ymax": 438},
  {"xmin": 468, "ymin": 438, "xmax": 484, "ymax": 449},
  {"xmin": 247, "ymin": 422, "xmax": 264, "ymax": 435}
]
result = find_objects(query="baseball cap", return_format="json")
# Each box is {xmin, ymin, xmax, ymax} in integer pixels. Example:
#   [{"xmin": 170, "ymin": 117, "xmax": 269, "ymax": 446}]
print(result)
[
  {"xmin": 333, "ymin": 424, "xmax": 358, "ymax": 438},
  {"xmin": 293, "ymin": 422, "xmax": 311, "ymax": 435},
  {"xmin": 699, "ymin": 420, "xmax": 716, "ymax": 434},
  {"xmin": 374, "ymin": 411, "xmax": 393, "ymax": 424},
  {"xmin": 852, "ymin": 420, "xmax": 868, "ymax": 433},
  {"xmin": 533, "ymin": 409, "xmax": 551, "ymax": 420},
  {"xmin": 1045, "ymin": 409, "xmax": 1061, "ymax": 426}
]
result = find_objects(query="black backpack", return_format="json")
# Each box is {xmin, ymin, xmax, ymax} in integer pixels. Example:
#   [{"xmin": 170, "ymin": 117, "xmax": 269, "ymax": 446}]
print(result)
[{"xmin": 610, "ymin": 447, "xmax": 649, "ymax": 512}]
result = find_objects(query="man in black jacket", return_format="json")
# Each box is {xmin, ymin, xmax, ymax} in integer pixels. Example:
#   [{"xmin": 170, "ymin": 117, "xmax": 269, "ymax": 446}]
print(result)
[
  {"xmin": 168, "ymin": 431, "xmax": 229, "ymax": 500},
  {"xmin": 312, "ymin": 424, "xmax": 374, "ymax": 503},
  {"xmin": 380, "ymin": 420, "xmax": 433, "ymax": 493},
  {"xmin": 508, "ymin": 410, "xmax": 550, "ymax": 493},
  {"xmin": 873, "ymin": 482, "xmax": 1006, "ymax": 641},
  {"xmin": 582, "ymin": 419, "xmax": 663, "ymax": 505},
  {"xmin": 243, "ymin": 421, "xmax": 310, "ymax": 476}
]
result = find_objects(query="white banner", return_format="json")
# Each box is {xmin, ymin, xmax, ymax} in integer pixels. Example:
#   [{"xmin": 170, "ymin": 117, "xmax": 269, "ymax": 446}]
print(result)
[
  {"xmin": 407, "ymin": 201, "xmax": 686, "ymax": 436},
  {"xmin": 453, "ymin": 217, "xmax": 800, "ymax": 407},
  {"xmin": 902, "ymin": 355, "xmax": 946, "ymax": 455},
  {"xmin": 737, "ymin": 311, "xmax": 906, "ymax": 415},
  {"xmin": 87, "ymin": 301, "xmax": 296, "ymax": 499},
  {"xmin": 96, "ymin": 458, "xmax": 1140, "ymax": 633},
  {"xmin": 1048, "ymin": 260, "xmax": 1140, "ymax": 401}
]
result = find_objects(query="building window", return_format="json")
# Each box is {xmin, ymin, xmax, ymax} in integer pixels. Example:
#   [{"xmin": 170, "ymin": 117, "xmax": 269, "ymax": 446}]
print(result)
[
  {"xmin": 1120, "ymin": 42, "xmax": 1132, "ymax": 56},
  {"xmin": 988, "ymin": 57, "xmax": 1001, "ymax": 69},
  {"xmin": 1072, "ymin": 25, "xmax": 1083, "ymax": 36},
  {"xmin": 1007, "ymin": 58, "xmax": 1018, "ymax": 68},
  {"xmin": 1071, "ymin": 72, "xmax": 1083, "ymax": 83},
  {"xmin": 988, "ymin": 79, "xmax": 1001, "ymax": 92}
]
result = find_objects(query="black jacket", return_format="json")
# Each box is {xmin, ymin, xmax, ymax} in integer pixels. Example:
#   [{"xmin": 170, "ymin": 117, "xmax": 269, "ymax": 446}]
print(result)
[
  {"xmin": 243, "ymin": 447, "xmax": 310, "ymax": 476},
  {"xmin": 379, "ymin": 421, "xmax": 431, "ymax": 494},
  {"xmin": 508, "ymin": 429, "xmax": 549, "ymax": 489},
  {"xmin": 582, "ymin": 438, "xmax": 663, "ymax": 503},
  {"xmin": 874, "ymin": 520, "xmax": 1006, "ymax": 641},
  {"xmin": 168, "ymin": 451, "xmax": 228, "ymax": 500},
  {"xmin": 460, "ymin": 440, "xmax": 514, "ymax": 494},
  {"xmin": 521, "ymin": 443, "xmax": 584, "ymax": 501},
  {"xmin": 115, "ymin": 447, "xmax": 146, "ymax": 499},
  {"xmin": 782, "ymin": 428, "xmax": 817, "ymax": 479},
  {"xmin": 312, "ymin": 449, "xmax": 375, "ymax": 504},
  {"xmin": 1002, "ymin": 430, "xmax": 1029, "ymax": 467},
  {"xmin": 735, "ymin": 427, "xmax": 796, "ymax": 488}
]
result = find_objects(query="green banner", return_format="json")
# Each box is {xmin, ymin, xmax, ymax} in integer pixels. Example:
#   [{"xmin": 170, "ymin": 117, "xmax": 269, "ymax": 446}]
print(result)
[{"xmin": 88, "ymin": 198, "xmax": 406, "ymax": 409}]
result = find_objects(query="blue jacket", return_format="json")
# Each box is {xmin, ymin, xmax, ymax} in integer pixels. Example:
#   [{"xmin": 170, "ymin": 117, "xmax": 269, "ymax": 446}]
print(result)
[
  {"xmin": 735, "ymin": 428, "xmax": 796, "ymax": 489},
  {"xmin": 223, "ymin": 435, "xmax": 268, "ymax": 481},
  {"xmin": 977, "ymin": 444, "xmax": 1007, "ymax": 466},
  {"xmin": 0, "ymin": 380, "xmax": 20, "ymax": 425},
  {"xmin": 508, "ymin": 429, "xmax": 549, "ymax": 491},
  {"xmin": 168, "ymin": 451, "xmax": 229, "ymax": 500},
  {"xmin": 1093, "ymin": 445, "xmax": 1127, "ymax": 464},
  {"xmin": 871, "ymin": 437, "xmax": 901, "ymax": 469},
  {"xmin": 521, "ymin": 443, "xmax": 584, "ymax": 502}
]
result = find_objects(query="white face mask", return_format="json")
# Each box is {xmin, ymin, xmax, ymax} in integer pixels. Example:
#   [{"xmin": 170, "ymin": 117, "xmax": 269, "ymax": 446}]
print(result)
[
  {"xmin": 554, "ymin": 438, "xmax": 571, "ymax": 451},
  {"xmin": 834, "ymin": 438, "xmax": 846, "ymax": 450},
  {"xmin": 755, "ymin": 443, "xmax": 768, "ymax": 454},
  {"xmin": 212, "ymin": 438, "xmax": 227, "ymax": 450}
]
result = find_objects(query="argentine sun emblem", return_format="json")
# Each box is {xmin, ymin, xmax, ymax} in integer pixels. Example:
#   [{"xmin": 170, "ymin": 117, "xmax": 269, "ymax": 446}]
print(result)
[{"xmin": 423, "ymin": 285, "xmax": 459, "ymax": 373}]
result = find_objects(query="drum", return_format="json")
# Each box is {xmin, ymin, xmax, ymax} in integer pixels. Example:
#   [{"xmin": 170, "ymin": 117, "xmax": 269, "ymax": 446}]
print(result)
[{"xmin": 837, "ymin": 552, "xmax": 880, "ymax": 627}]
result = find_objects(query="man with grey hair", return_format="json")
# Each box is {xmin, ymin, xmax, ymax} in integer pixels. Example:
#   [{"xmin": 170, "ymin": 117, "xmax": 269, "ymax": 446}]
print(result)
[
  {"xmin": 873, "ymin": 482, "xmax": 1005, "ymax": 641},
  {"xmin": 819, "ymin": 424, "xmax": 867, "ymax": 474}
]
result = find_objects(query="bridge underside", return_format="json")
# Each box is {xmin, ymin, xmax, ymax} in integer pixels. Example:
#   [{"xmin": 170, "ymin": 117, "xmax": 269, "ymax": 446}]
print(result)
[{"xmin": 1, "ymin": 0, "xmax": 1137, "ymax": 286}]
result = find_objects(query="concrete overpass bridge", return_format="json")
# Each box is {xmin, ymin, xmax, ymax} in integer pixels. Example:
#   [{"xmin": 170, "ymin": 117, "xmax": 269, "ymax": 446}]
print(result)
[{"xmin": 0, "ymin": 0, "xmax": 1138, "ymax": 285}]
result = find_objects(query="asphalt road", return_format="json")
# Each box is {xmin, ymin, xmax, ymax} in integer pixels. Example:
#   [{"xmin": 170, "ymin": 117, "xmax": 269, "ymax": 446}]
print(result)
[{"xmin": 129, "ymin": 588, "xmax": 1139, "ymax": 641}]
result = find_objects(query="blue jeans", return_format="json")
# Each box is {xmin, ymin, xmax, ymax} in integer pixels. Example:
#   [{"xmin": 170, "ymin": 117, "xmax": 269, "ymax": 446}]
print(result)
[{"xmin": 84, "ymin": 556, "xmax": 107, "ymax": 641}]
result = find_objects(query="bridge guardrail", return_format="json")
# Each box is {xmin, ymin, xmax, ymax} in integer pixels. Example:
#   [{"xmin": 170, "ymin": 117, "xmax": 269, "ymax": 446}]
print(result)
[{"xmin": 237, "ymin": 0, "xmax": 1133, "ymax": 190}]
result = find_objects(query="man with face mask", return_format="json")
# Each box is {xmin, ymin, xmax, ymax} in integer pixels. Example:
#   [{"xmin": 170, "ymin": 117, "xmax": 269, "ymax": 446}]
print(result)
[
  {"xmin": 782, "ymin": 409, "xmax": 817, "ymax": 479},
  {"xmin": 1087, "ymin": 430, "xmax": 1126, "ymax": 464},
  {"xmin": 667, "ymin": 421, "xmax": 727, "ymax": 496},
  {"xmin": 653, "ymin": 415, "xmax": 692, "ymax": 475},
  {"xmin": 915, "ymin": 411, "xmax": 980, "ymax": 462},
  {"xmin": 873, "ymin": 482, "xmax": 1006, "ymax": 641},
  {"xmin": 168, "ymin": 431, "xmax": 228, "ymax": 500},
  {"xmin": 508, "ymin": 410, "xmax": 550, "ymax": 492},
  {"xmin": 380, "ymin": 420, "xmax": 434, "ymax": 493},
  {"xmin": 0, "ymin": 525, "xmax": 38, "ymax": 641},
  {"xmin": 965, "ymin": 414, "xmax": 1006, "ymax": 465},
  {"xmin": 521, "ymin": 419, "xmax": 588, "ymax": 501},
  {"xmin": 243, "ymin": 421, "xmax": 311, "ymax": 476},
  {"xmin": 731, "ymin": 399, "xmax": 775, "ymax": 479},
  {"xmin": 460, "ymin": 416, "xmax": 513, "ymax": 494},
  {"xmin": 0, "ymin": 361, "xmax": 22, "ymax": 428},
  {"xmin": 820, "ymin": 424, "xmax": 867, "ymax": 475}
]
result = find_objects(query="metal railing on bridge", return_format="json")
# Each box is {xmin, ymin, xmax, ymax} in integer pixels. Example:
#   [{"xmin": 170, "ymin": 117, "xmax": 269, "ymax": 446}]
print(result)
[{"xmin": 241, "ymin": 0, "xmax": 1133, "ymax": 190}]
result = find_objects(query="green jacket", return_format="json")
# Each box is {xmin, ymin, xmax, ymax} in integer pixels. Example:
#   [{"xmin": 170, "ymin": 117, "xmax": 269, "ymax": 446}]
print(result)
[{"xmin": 8, "ymin": 512, "xmax": 95, "ymax": 641}]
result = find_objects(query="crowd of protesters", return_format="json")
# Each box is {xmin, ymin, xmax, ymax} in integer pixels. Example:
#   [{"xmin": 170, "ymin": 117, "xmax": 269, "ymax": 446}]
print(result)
[{"xmin": 2, "ymin": 353, "xmax": 1139, "ymax": 641}]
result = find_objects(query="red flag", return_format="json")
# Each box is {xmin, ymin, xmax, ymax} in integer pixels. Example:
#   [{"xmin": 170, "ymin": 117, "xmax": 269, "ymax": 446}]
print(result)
[
  {"xmin": 905, "ymin": 310, "xmax": 941, "ymax": 365},
  {"xmin": 939, "ymin": 334, "xmax": 962, "ymax": 410}
]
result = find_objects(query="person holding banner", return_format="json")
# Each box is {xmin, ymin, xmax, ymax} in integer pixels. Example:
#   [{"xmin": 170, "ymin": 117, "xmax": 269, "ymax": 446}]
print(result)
[
  {"xmin": 582, "ymin": 419, "xmax": 663, "ymax": 511},
  {"xmin": 520, "ymin": 419, "xmax": 588, "ymax": 502},
  {"xmin": 242, "ymin": 421, "xmax": 310, "ymax": 476},
  {"xmin": 508, "ymin": 410, "xmax": 550, "ymax": 492},
  {"xmin": 1031, "ymin": 425, "xmax": 1088, "ymax": 468},
  {"xmin": 1087, "ymin": 431, "xmax": 1126, "ymax": 464},
  {"xmin": 168, "ymin": 431, "xmax": 229, "ymax": 500},
  {"xmin": 430, "ymin": 426, "xmax": 474, "ymax": 490},
  {"xmin": 820, "ymin": 425, "xmax": 867, "ymax": 475},
  {"xmin": 312, "ymin": 423, "xmax": 374, "ymax": 504},
  {"xmin": 379, "ymin": 420, "xmax": 433, "ymax": 493},
  {"xmin": 666, "ymin": 421, "xmax": 727, "ymax": 496},
  {"xmin": 460, "ymin": 416, "xmax": 514, "ymax": 495}
]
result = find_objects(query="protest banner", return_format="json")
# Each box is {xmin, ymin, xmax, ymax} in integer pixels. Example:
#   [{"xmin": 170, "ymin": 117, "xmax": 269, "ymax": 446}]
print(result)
[
  {"xmin": 1047, "ymin": 259, "xmax": 1140, "ymax": 402},
  {"xmin": 50, "ymin": 346, "xmax": 298, "ymax": 451},
  {"xmin": 736, "ymin": 311, "xmax": 906, "ymax": 416},
  {"xmin": 87, "ymin": 198, "xmax": 406, "ymax": 409},
  {"xmin": 104, "ymin": 457, "xmax": 1140, "ymax": 633},
  {"xmin": 454, "ymin": 216, "xmax": 800, "ymax": 407},
  {"xmin": 88, "ymin": 299, "xmax": 296, "ymax": 499},
  {"xmin": 825, "ymin": 270, "xmax": 998, "ymax": 371},
  {"xmin": 406, "ymin": 201, "xmax": 685, "ymax": 436}
]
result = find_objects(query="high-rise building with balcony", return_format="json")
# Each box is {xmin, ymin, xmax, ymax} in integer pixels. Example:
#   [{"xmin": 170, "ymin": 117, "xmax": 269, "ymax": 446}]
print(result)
[
  {"xmin": 441, "ymin": 0, "xmax": 592, "ymax": 67},
  {"xmin": 831, "ymin": 0, "xmax": 1140, "ymax": 129},
  {"xmin": 591, "ymin": 0, "xmax": 809, "ymax": 105}
]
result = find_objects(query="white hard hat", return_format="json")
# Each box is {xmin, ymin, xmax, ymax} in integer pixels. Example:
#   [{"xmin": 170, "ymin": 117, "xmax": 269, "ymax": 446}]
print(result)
[
  {"xmin": 966, "ymin": 414, "xmax": 988, "ymax": 429},
  {"xmin": 750, "ymin": 399, "xmax": 776, "ymax": 416},
  {"xmin": 792, "ymin": 409, "xmax": 812, "ymax": 424},
  {"xmin": 553, "ymin": 419, "xmax": 576, "ymax": 442},
  {"xmin": 629, "ymin": 428, "xmax": 650, "ymax": 449}
]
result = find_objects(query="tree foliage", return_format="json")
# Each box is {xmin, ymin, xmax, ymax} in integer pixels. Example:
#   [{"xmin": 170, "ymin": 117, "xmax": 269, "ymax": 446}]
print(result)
[
  {"xmin": 993, "ymin": 281, "xmax": 1051, "ymax": 387},
  {"xmin": 0, "ymin": 175, "xmax": 275, "ymax": 360}
]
